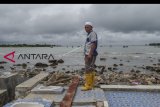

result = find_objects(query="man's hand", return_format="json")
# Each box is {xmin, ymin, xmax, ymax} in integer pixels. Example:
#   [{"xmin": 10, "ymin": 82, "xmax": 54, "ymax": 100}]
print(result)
[
  {"xmin": 87, "ymin": 43, "xmax": 95, "ymax": 59},
  {"xmin": 87, "ymin": 54, "xmax": 92, "ymax": 59},
  {"xmin": 84, "ymin": 55, "xmax": 92, "ymax": 63},
  {"xmin": 84, "ymin": 43, "xmax": 95, "ymax": 61}
]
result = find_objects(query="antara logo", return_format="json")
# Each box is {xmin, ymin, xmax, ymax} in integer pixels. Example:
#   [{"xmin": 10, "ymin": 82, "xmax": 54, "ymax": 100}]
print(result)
[
  {"xmin": 3, "ymin": 51, "xmax": 15, "ymax": 63},
  {"xmin": 3, "ymin": 51, "xmax": 54, "ymax": 63}
]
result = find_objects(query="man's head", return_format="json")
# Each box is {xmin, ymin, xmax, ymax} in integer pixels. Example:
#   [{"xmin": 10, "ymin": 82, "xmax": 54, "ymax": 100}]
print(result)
[{"xmin": 84, "ymin": 22, "xmax": 93, "ymax": 33}]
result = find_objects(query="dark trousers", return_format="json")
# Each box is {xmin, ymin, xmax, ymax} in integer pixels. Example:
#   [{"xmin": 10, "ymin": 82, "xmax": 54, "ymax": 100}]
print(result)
[{"xmin": 84, "ymin": 55, "xmax": 96, "ymax": 73}]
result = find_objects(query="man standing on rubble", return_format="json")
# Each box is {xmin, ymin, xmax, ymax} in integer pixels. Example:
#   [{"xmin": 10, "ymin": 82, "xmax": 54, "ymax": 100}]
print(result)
[{"xmin": 82, "ymin": 22, "xmax": 98, "ymax": 91}]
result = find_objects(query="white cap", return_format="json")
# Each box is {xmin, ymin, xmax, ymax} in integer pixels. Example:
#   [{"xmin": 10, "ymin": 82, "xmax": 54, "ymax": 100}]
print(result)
[{"xmin": 85, "ymin": 22, "xmax": 93, "ymax": 27}]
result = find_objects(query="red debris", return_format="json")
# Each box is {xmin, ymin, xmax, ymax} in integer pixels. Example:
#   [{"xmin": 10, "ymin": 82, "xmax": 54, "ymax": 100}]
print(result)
[{"xmin": 60, "ymin": 76, "xmax": 79, "ymax": 107}]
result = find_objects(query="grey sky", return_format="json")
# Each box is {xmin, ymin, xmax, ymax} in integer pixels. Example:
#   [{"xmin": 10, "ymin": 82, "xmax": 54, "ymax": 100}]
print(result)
[{"xmin": 0, "ymin": 4, "xmax": 160, "ymax": 46}]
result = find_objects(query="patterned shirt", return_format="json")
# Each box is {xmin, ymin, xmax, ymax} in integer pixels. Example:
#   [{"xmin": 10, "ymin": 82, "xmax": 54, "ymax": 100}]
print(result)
[{"xmin": 84, "ymin": 31, "xmax": 98, "ymax": 56}]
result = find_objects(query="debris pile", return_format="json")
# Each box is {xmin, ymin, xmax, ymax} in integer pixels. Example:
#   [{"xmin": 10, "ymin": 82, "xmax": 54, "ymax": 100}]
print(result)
[{"xmin": 42, "ymin": 72, "xmax": 74, "ymax": 86}]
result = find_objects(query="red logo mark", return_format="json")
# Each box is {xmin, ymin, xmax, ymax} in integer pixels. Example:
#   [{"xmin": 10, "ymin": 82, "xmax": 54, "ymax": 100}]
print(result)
[{"xmin": 3, "ymin": 51, "xmax": 15, "ymax": 63}]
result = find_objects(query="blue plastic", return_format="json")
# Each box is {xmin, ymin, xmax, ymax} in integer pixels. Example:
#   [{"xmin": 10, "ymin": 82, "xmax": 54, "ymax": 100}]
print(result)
[{"xmin": 105, "ymin": 91, "xmax": 160, "ymax": 107}]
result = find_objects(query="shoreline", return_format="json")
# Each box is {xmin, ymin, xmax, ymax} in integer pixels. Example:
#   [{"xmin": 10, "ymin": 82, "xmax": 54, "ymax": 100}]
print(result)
[{"xmin": 1, "ymin": 59, "xmax": 160, "ymax": 86}]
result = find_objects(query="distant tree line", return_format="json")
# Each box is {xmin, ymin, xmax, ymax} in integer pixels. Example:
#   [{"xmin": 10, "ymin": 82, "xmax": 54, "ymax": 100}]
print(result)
[
  {"xmin": 149, "ymin": 43, "xmax": 160, "ymax": 46},
  {"xmin": 0, "ymin": 44, "xmax": 62, "ymax": 47}
]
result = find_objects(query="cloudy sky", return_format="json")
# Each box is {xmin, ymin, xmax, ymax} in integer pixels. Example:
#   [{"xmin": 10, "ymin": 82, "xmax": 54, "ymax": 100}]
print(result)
[{"xmin": 0, "ymin": 4, "xmax": 160, "ymax": 46}]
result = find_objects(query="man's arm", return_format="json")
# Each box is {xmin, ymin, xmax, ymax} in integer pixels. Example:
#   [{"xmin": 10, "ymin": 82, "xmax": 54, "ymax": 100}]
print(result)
[{"xmin": 88, "ymin": 42, "xmax": 96, "ymax": 58}]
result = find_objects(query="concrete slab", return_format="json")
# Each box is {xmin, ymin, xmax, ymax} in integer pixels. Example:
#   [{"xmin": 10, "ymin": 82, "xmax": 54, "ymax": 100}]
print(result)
[
  {"xmin": 25, "ymin": 86, "xmax": 109, "ymax": 106},
  {"xmin": 0, "ymin": 89, "xmax": 6, "ymax": 94},
  {"xmin": 0, "ymin": 73, "xmax": 18, "ymax": 89},
  {"xmin": 0, "ymin": 73, "xmax": 18, "ymax": 101},
  {"xmin": 0, "ymin": 72, "xmax": 12, "ymax": 78},
  {"xmin": 0, "ymin": 89, "xmax": 8, "ymax": 107},
  {"xmin": 73, "ymin": 87, "xmax": 107, "ymax": 104},
  {"xmin": 16, "ymin": 72, "xmax": 49, "ymax": 98},
  {"xmin": 8, "ymin": 102, "xmax": 44, "ymax": 107},
  {"xmin": 3, "ymin": 97, "xmax": 53, "ymax": 107},
  {"xmin": 103, "ymin": 101, "xmax": 109, "ymax": 107},
  {"xmin": 96, "ymin": 101, "xmax": 104, "ymax": 107},
  {"xmin": 25, "ymin": 89, "xmax": 67, "ymax": 104},
  {"xmin": 100, "ymin": 85, "xmax": 160, "ymax": 91},
  {"xmin": 31, "ymin": 84, "xmax": 64, "ymax": 94}
]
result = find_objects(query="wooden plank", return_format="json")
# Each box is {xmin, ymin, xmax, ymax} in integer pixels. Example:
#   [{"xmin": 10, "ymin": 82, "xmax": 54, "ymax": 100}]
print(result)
[{"xmin": 60, "ymin": 76, "xmax": 79, "ymax": 107}]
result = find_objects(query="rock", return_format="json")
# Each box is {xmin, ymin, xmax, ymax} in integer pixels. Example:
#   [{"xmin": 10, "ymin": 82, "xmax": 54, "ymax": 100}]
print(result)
[
  {"xmin": 97, "ymin": 66, "xmax": 101, "ymax": 68},
  {"xmin": 0, "ymin": 61, "xmax": 7, "ymax": 64},
  {"xmin": 13, "ymin": 63, "xmax": 27, "ymax": 68},
  {"xmin": 119, "ymin": 63, "xmax": 123, "ymax": 66},
  {"xmin": 119, "ymin": 71, "xmax": 123, "ymax": 74},
  {"xmin": 144, "ymin": 78, "xmax": 154, "ymax": 85},
  {"xmin": 62, "ymin": 68, "xmax": 65, "ymax": 70},
  {"xmin": 130, "ymin": 69, "xmax": 135, "ymax": 72},
  {"xmin": 94, "ymin": 64, "xmax": 97, "ymax": 68},
  {"xmin": 27, "ymin": 68, "xmax": 31, "ymax": 72},
  {"xmin": 113, "ymin": 64, "xmax": 118, "ymax": 67},
  {"xmin": 123, "ymin": 45, "xmax": 128, "ymax": 48},
  {"xmin": 97, "ymin": 76, "xmax": 102, "ymax": 81},
  {"xmin": 156, "ymin": 69, "xmax": 160, "ymax": 73},
  {"xmin": 48, "ymin": 60, "xmax": 57, "ymax": 63},
  {"xmin": 52, "ymin": 66, "xmax": 57, "ymax": 68},
  {"xmin": 0, "ymin": 66, "xmax": 4, "ymax": 69},
  {"xmin": 112, "ymin": 57, "xmax": 117, "ymax": 59},
  {"xmin": 148, "ymin": 56, "xmax": 152, "ymax": 58},
  {"xmin": 141, "ymin": 67, "xmax": 145, "ymax": 69},
  {"xmin": 100, "ymin": 66, "xmax": 105, "ymax": 74},
  {"xmin": 153, "ymin": 64, "xmax": 157, "ymax": 66},
  {"xmin": 146, "ymin": 66, "xmax": 154, "ymax": 71},
  {"xmin": 13, "ymin": 64, "xmax": 22, "ymax": 66},
  {"xmin": 136, "ymin": 70, "xmax": 141, "ymax": 73},
  {"xmin": 10, "ymin": 67, "xmax": 15, "ymax": 71},
  {"xmin": 122, "ymin": 73, "xmax": 130, "ymax": 78},
  {"xmin": 81, "ymin": 68, "xmax": 85, "ymax": 71},
  {"xmin": 71, "ymin": 71, "xmax": 75, "ymax": 74},
  {"xmin": 97, "ymin": 65, "xmax": 105, "ymax": 69},
  {"xmin": 35, "ymin": 63, "xmax": 48, "ymax": 68},
  {"xmin": 57, "ymin": 59, "xmax": 64, "ymax": 63},
  {"xmin": 49, "ymin": 62, "xmax": 58, "ymax": 66},
  {"xmin": 130, "ymin": 80, "xmax": 141, "ymax": 85},
  {"xmin": 113, "ymin": 67, "xmax": 118, "ymax": 70},
  {"xmin": 52, "ymin": 71, "xmax": 55, "ymax": 73},
  {"xmin": 108, "ymin": 67, "xmax": 112, "ymax": 70},
  {"xmin": 150, "ymin": 60, "xmax": 153, "ymax": 62},
  {"xmin": 100, "ymin": 57, "xmax": 106, "ymax": 61},
  {"xmin": 34, "ymin": 68, "xmax": 41, "ymax": 72},
  {"xmin": 95, "ymin": 70, "xmax": 98, "ymax": 73},
  {"xmin": 27, "ymin": 72, "xmax": 38, "ymax": 77},
  {"xmin": 65, "ymin": 71, "xmax": 70, "ymax": 73},
  {"xmin": 22, "ymin": 63, "xmax": 27, "ymax": 69}
]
